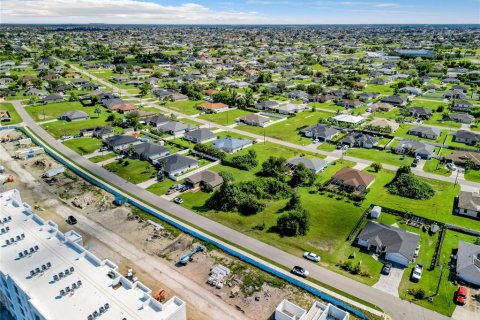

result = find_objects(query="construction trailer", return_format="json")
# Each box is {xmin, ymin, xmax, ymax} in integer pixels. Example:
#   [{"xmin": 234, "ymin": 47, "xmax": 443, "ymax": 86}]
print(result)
[
  {"xmin": 14, "ymin": 147, "xmax": 44, "ymax": 159},
  {"xmin": 42, "ymin": 166, "xmax": 65, "ymax": 178}
]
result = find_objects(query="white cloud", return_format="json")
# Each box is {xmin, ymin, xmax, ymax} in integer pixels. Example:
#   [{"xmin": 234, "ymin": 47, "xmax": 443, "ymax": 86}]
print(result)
[{"xmin": 1, "ymin": 0, "xmax": 269, "ymax": 24}]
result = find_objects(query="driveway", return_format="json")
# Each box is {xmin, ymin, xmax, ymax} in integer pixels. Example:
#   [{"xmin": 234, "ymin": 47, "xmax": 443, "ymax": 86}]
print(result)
[
  {"xmin": 453, "ymin": 287, "xmax": 480, "ymax": 320},
  {"xmin": 373, "ymin": 265, "xmax": 405, "ymax": 297}
]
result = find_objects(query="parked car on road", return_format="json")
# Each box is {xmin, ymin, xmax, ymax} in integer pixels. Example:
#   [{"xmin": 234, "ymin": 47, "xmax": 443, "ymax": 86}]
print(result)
[
  {"xmin": 303, "ymin": 252, "xmax": 320, "ymax": 262},
  {"xmin": 291, "ymin": 266, "xmax": 309, "ymax": 278},
  {"xmin": 174, "ymin": 197, "xmax": 184, "ymax": 204},
  {"xmin": 381, "ymin": 262, "xmax": 392, "ymax": 275},
  {"xmin": 455, "ymin": 286, "xmax": 467, "ymax": 305},
  {"xmin": 411, "ymin": 264, "xmax": 423, "ymax": 282}
]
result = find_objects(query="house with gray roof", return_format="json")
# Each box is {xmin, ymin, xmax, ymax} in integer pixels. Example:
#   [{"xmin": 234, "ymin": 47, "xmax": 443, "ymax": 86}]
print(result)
[
  {"xmin": 42, "ymin": 93, "xmax": 64, "ymax": 103},
  {"xmin": 103, "ymin": 135, "xmax": 140, "ymax": 151},
  {"xmin": 407, "ymin": 126, "xmax": 441, "ymax": 140},
  {"xmin": 381, "ymin": 95, "xmax": 407, "ymax": 106},
  {"xmin": 356, "ymin": 221, "xmax": 419, "ymax": 266},
  {"xmin": 448, "ymin": 113, "xmax": 475, "ymax": 124},
  {"xmin": 303, "ymin": 124, "xmax": 339, "ymax": 142},
  {"xmin": 185, "ymin": 170, "xmax": 223, "ymax": 191},
  {"xmin": 157, "ymin": 121, "xmax": 198, "ymax": 135},
  {"xmin": 255, "ymin": 100, "xmax": 279, "ymax": 111},
  {"xmin": 126, "ymin": 142, "xmax": 169, "ymax": 162},
  {"xmin": 340, "ymin": 132, "xmax": 378, "ymax": 149},
  {"xmin": 287, "ymin": 157, "xmax": 328, "ymax": 174},
  {"xmin": 394, "ymin": 139, "xmax": 435, "ymax": 159},
  {"xmin": 237, "ymin": 114, "xmax": 271, "ymax": 127},
  {"xmin": 456, "ymin": 241, "xmax": 480, "ymax": 286},
  {"xmin": 156, "ymin": 154, "xmax": 198, "ymax": 178},
  {"xmin": 409, "ymin": 107, "xmax": 433, "ymax": 119},
  {"xmin": 456, "ymin": 191, "xmax": 480, "ymax": 219},
  {"xmin": 143, "ymin": 114, "xmax": 170, "ymax": 127},
  {"xmin": 81, "ymin": 126, "xmax": 114, "ymax": 139},
  {"xmin": 59, "ymin": 110, "xmax": 90, "ymax": 121},
  {"xmin": 212, "ymin": 137, "xmax": 252, "ymax": 154},
  {"xmin": 454, "ymin": 130, "xmax": 480, "ymax": 146},
  {"xmin": 183, "ymin": 128, "xmax": 217, "ymax": 144}
]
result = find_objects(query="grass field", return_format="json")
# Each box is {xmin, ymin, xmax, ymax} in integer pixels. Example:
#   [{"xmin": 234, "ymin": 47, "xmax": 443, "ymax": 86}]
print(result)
[
  {"xmin": 162, "ymin": 100, "xmax": 204, "ymax": 115},
  {"xmin": 346, "ymin": 148, "xmax": 413, "ymax": 167},
  {"xmin": 0, "ymin": 102, "xmax": 22, "ymax": 124},
  {"xmin": 464, "ymin": 169, "xmax": 480, "ymax": 183},
  {"xmin": 146, "ymin": 179, "xmax": 177, "ymax": 196},
  {"xmin": 89, "ymin": 153, "xmax": 116, "ymax": 163},
  {"xmin": 105, "ymin": 159, "xmax": 157, "ymax": 184},
  {"xmin": 423, "ymin": 158, "xmax": 452, "ymax": 177},
  {"xmin": 63, "ymin": 137, "xmax": 102, "ymax": 155},
  {"xmin": 237, "ymin": 110, "xmax": 332, "ymax": 146},
  {"xmin": 41, "ymin": 113, "xmax": 122, "ymax": 138},
  {"xmin": 199, "ymin": 109, "xmax": 253, "ymax": 126}
]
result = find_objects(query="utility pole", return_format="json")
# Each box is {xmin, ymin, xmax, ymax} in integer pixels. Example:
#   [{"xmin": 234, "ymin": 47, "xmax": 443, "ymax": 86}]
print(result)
[
  {"xmin": 454, "ymin": 168, "xmax": 461, "ymax": 186},
  {"xmin": 263, "ymin": 126, "xmax": 266, "ymax": 144}
]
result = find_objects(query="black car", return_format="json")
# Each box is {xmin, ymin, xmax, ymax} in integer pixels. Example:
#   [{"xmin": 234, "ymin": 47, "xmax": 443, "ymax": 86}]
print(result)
[
  {"xmin": 291, "ymin": 266, "xmax": 309, "ymax": 277},
  {"xmin": 66, "ymin": 215, "xmax": 77, "ymax": 225},
  {"xmin": 381, "ymin": 262, "xmax": 392, "ymax": 275}
]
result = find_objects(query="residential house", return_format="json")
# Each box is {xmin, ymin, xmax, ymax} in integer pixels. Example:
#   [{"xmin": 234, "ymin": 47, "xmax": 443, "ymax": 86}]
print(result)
[
  {"xmin": 371, "ymin": 102, "xmax": 394, "ymax": 112},
  {"xmin": 183, "ymin": 128, "xmax": 217, "ymax": 144},
  {"xmin": 303, "ymin": 124, "xmax": 339, "ymax": 142},
  {"xmin": 289, "ymin": 90, "xmax": 309, "ymax": 101},
  {"xmin": 212, "ymin": 137, "xmax": 252, "ymax": 154},
  {"xmin": 394, "ymin": 140, "xmax": 434, "ymax": 159},
  {"xmin": 59, "ymin": 110, "xmax": 90, "ymax": 121},
  {"xmin": 444, "ymin": 90, "xmax": 466, "ymax": 100},
  {"xmin": 276, "ymin": 104, "xmax": 308, "ymax": 114},
  {"xmin": 287, "ymin": 157, "xmax": 328, "ymax": 174},
  {"xmin": 453, "ymin": 100, "xmax": 473, "ymax": 112},
  {"xmin": 199, "ymin": 102, "xmax": 229, "ymax": 113},
  {"xmin": 310, "ymin": 94, "xmax": 334, "ymax": 103},
  {"xmin": 381, "ymin": 95, "xmax": 407, "ymax": 106},
  {"xmin": 340, "ymin": 132, "xmax": 378, "ymax": 149},
  {"xmin": 454, "ymin": 130, "xmax": 480, "ymax": 146},
  {"xmin": 400, "ymin": 87, "xmax": 423, "ymax": 96},
  {"xmin": 356, "ymin": 221, "xmax": 419, "ymax": 267},
  {"xmin": 185, "ymin": 170, "xmax": 224, "ymax": 191},
  {"xmin": 104, "ymin": 99, "xmax": 138, "ymax": 113},
  {"xmin": 143, "ymin": 114, "xmax": 170, "ymax": 127},
  {"xmin": 41, "ymin": 94, "xmax": 64, "ymax": 103},
  {"xmin": 80, "ymin": 126, "xmax": 114, "ymax": 139},
  {"xmin": 408, "ymin": 126, "xmax": 441, "ymax": 140},
  {"xmin": 358, "ymin": 92, "xmax": 380, "ymax": 101},
  {"xmin": 329, "ymin": 167, "xmax": 375, "ymax": 194},
  {"xmin": 255, "ymin": 100, "xmax": 279, "ymax": 111},
  {"xmin": 409, "ymin": 107, "xmax": 433, "ymax": 120},
  {"xmin": 455, "ymin": 241, "xmax": 480, "ymax": 285},
  {"xmin": 367, "ymin": 118, "xmax": 399, "ymax": 133},
  {"xmin": 103, "ymin": 135, "xmax": 140, "ymax": 151},
  {"xmin": 126, "ymin": 142, "xmax": 169, "ymax": 162},
  {"xmin": 237, "ymin": 114, "xmax": 271, "ymax": 127},
  {"xmin": 157, "ymin": 121, "xmax": 197, "ymax": 135},
  {"xmin": 156, "ymin": 154, "xmax": 198, "ymax": 178},
  {"xmin": 456, "ymin": 191, "xmax": 480, "ymax": 219},
  {"xmin": 331, "ymin": 114, "xmax": 365, "ymax": 125},
  {"xmin": 445, "ymin": 151, "xmax": 480, "ymax": 168},
  {"xmin": 448, "ymin": 113, "xmax": 475, "ymax": 124},
  {"xmin": 369, "ymin": 78, "xmax": 388, "ymax": 85},
  {"xmin": 340, "ymin": 99, "xmax": 362, "ymax": 109}
]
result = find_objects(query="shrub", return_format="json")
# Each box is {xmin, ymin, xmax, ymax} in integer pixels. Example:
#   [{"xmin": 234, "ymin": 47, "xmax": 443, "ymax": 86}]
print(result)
[{"xmin": 387, "ymin": 173, "xmax": 435, "ymax": 200}]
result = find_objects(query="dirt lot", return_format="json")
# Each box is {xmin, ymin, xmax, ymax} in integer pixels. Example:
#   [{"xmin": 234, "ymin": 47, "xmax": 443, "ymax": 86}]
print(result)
[{"xmin": 0, "ymin": 135, "xmax": 323, "ymax": 320}]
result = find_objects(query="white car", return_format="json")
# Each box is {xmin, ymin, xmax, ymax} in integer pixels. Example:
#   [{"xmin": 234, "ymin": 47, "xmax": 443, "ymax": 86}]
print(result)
[
  {"xmin": 446, "ymin": 162, "xmax": 457, "ymax": 171},
  {"xmin": 174, "ymin": 197, "xmax": 184, "ymax": 204},
  {"xmin": 411, "ymin": 264, "xmax": 423, "ymax": 282},
  {"xmin": 303, "ymin": 252, "xmax": 320, "ymax": 262}
]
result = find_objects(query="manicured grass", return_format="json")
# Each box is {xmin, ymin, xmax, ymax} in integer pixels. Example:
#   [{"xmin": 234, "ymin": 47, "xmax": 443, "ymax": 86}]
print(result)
[
  {"xmin": 346, "ymin": 148, "xmax": 412, "ymax": 167},
  {"xmin": 309, "ymin": 101, "xmax": 344, "ymax": 112},
  {"xmin": 63, "ymin": 137, "xmax": 102, "ymax": 155},
  {"xmin": 464, "ymin": 169, "xmax": 480, "ymax": 183},
  {"xmin": 162, "ymin": 100, "xmax": 204, "ymax": 115},
  {"xmin": 199, "ymin": 109, "xmax": 253, "ymax": 126},
  {"xmin": 40, "ymin": 113, "xmax": 121, "ymax": 138},
  {"xmin": 362, "ymin": 84, "xmax": 394, "ymax": 95},
  {"xmin": 394, "ymin": 123, "xmax": 447, "ymax": 144},
  {"xmin": 105, "ymin": 159, "xmax": 157, "ymax": 184},
  {"xmin": 364, "ymin": 169, "xmax": 479, "ymax": 230},
  {"xmin": 444, "ymin": 135, "xmax": 478, "ymax": 150},
  {"xmin": 237, "ymin": 110, "xmax": 332, "ymax": 146},
  {"xmin": 0, "ymin": 102, "xmax": 22, "ymax": 124},
  {"xmin": 177, "ymin": 117, "xmax": 202, "ymax": 126},
  {"xmin": 423, "ymin": 158, "xmax": 452, "ymax": 177},
  {"xmin": 146, "ymin": 179, "xmax": 176, "ymax": 196},
  {"xmin": 423, "ymin": 113, "xmax": 461, "ymax": 129},
  {"xmin": 317, "ymin": 142, "xmax": 337, "ymax": 152},
  {"xmin": 25, "ymin": 101, "xmax": 103, "ymax": 122},
  {"xmin": 89, "ymin": 153, "xmax": 116, "ymax": 163}
]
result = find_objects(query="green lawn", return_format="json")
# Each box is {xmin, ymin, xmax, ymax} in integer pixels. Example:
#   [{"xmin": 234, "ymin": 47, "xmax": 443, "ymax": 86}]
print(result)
[
  {"xmin": 25, "ymin": 101, "xmax": 104, "ymax": 122},
  {"xmin": 317, "ymin": 142, "xmax": 337, "ymax": 152},
  {"xmin": 309, "ymin": 101, "xmax": 344, "ymax": 112},
  {"xmin": 105, "ymin": 159, "xmax": 157, "ymax": 184},
  {"xmin": 89, "ymin": 153, "xmax": 116, "ymax": 163},
  {"xmin": 444, "ymin": 135, "xmax": 478, "ymax": 150},
  {"xmin": 0, "ymin": 102, "xmax": 22, "ymax": 124},
  {"xmin": 237, "ymin": 111, "xmax": 332, "ymax": 146},
  {"xmin": 464, "ymin": 169, "xmax": 480, "ymax": 183},
  {"xmin": 146, "ymin": 179, "xmax": 177, "ymax": 196},
  {"xmin": 41, "ymin": 113, "xmax": 121, "ymax": 139},
  {"xmin": 63, "ymin": 137, "xmax": 102, "ymax": 155},
  {"xmin": 199, "ymin": 109, "xmax": 253, "ymax": 126},
  {"xmin": 346, "ymin": 148, "xmax": 412, "ymax": 167},
  {"xmin": 423, "ymin": 113, "xmax": 461, "ymax": 129},
  {"xmin": 423, "ymin": 158, "xmax": 452, "ymax": 177},
  {"xmin": 162, "ymin": 100, "xmax": 205, "ymax": 115}
]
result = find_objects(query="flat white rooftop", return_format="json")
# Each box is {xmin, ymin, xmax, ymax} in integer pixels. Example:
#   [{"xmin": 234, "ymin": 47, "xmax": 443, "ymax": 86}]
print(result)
[{"xmin": 0, "ymin": 189, "xmax": 186, "ymax": 320}]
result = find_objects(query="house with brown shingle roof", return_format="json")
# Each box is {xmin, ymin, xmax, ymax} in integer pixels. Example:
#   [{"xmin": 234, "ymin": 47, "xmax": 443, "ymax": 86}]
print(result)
[
  {"xmin": 236, "ymin": 114, "xmax": 271, "ymax": 127},
  {"xmin": 199, "ymin": 102, "xmax": 229, "ymax": 113},
  {"xmin": 329, "ymin": 167, "xmax": 375, "ymax": 194}
]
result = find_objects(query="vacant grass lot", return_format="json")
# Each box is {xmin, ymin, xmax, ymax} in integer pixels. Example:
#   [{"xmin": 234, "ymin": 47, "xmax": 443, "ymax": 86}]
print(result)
[
  {"xmin": 105, "ymin": 159, "xmax": 157, "ymax": 184},
  {"xmin": 346, "ymin": 148, "xmax": 413, "ymax": 167},
  {"xmin": 309, "ymin": 101, "xmax": 344, "ymax": 112},
  {"xmin": 40, "ymin": 113, "xmax": 121, "ymax": 138},
  {"xmin": 0, "ymin": 102, "xmax": 22, "ymax": 124},
  {"xmin": 63, "ymin": 137, "xmax": 102, "ymax": 155},
  {"xmin": 199, "ymin": 109, "xmax": 253, "ymax": 126},
  {"xmin": 423, "ymin": 158, "xmax": 452, "ymax": 177},
  {"xmin": 161, "ymin": 100, "xmax": 204, "ymax": 115},
  {"xmin": 89, "ymin": 153, "xmax": 116, "ymax": 163},
  {"xmin": 464, "ymin": 169, "xmax": 480, "ymax": 183},
  {"xmin": 237, "ymin": 110, "xmax": 332, "ymax": 146},
  {"xmin": 146, "ymin": 179, "xmax": 176, "ymax": 196}
]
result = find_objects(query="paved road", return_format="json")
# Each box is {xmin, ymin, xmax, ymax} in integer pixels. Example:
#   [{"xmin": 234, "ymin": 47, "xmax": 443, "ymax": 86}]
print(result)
[{"xmin": 12, "ymin": 100, "xmax": 453, "ymax": 320}]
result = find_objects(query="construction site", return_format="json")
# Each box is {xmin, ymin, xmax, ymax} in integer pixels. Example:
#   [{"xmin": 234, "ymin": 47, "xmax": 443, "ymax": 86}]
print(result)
[{"xmin": 0, "ymin": 128, "xmax": 323, "ymax": 320}]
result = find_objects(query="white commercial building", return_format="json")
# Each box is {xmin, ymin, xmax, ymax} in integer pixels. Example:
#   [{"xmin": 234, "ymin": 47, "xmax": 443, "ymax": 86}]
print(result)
[
  {"xmin": 275, "ymin": 299, "xmax": 349, "ymax": 320},
  {"xmin": 0, "ymin": 189, "xmax": 186, "ymax": 320}
]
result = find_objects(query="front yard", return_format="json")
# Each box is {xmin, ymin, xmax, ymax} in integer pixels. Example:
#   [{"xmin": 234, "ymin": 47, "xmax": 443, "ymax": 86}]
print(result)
[
  {"xmin": 63, "ymin": 137, "xmax": 102, "ymax": 155},
  {"xmin": 105, "ymin": 158, "xmax": 157, "ymax": 184}
]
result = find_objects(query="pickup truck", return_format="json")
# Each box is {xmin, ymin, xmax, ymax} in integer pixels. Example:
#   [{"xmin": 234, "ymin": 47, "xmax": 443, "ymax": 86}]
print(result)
[{"xmin": 411, "ymin": 264, "xmax": 423, "ymax": 282}]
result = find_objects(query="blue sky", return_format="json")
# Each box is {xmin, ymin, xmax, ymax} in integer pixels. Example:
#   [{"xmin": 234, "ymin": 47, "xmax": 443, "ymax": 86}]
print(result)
[{"xmin": 2, "ymin": 0, "xmax": 480, "ymax": 24}]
